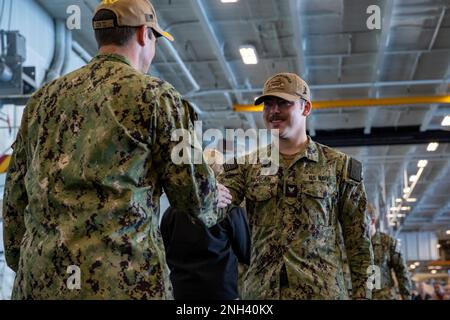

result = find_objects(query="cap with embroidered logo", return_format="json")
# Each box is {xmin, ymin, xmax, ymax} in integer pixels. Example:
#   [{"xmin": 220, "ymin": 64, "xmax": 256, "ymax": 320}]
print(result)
[
  {"xmin": 255, "ymin": 73, "xmax": 311, "ymax": 106},
  {"xmin": 93, "ymin": 0, "xmax": 174, "ymax": 42}
]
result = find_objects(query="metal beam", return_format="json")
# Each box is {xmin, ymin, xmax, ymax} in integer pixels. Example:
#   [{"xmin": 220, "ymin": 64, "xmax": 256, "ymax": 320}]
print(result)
[
  {"xmin": 364, "ymin": 109, "xmax": 377, "ymax": 135},
  {"xmin": 431, "ymin": 197, "xmax": 450, "ymax": 223},
  {"xmin": 72, "ymin": 41, "xmax": 92, "ymax": 64},
  {"xmin": 415, "ymin": 9, "xmax": 450, "ymax": 135},
  {"xmin": 152, "ymin": 48, "xmax": 450, "ymax": 67},
  {"xmin": 350, "ymin": 153, "xmax": 450, "ymax": 164},
  {"xmin": 156, "ymin": 14, "xmax": 201, "ymax": 95},
  {"xmin": 310, "ymin": 126, "xmax": 450, "ymax": 148},
  {"xmin": 363, "ymin": 0, "xmax": 395, "ymax": 134},
  {"xmin": 408, "ymin": 159, "xmax": 450, "ymax": 217},
  {"xmin": 370, "ymin": 0, "xmax": 395, "ymax": 97},
  {"xmin": 233, "ymin": 95, "xmax": 450, "ymax": 112},
  {"xmin": 191, "ymin": 0, "xmax": 239, "ymax": 91},
  {"xmin": 0, "ymin": 95, "xmax": 32, "ymax": 105},
  {"xmin": 387, "ymin": 146, "xmax": 417, "ymax": 229},
  {"xmin": 186, "ymin": 78, "xmax": 450, "ymax": 98},
  {"xmin": 289, "ymin": 0, "xmax": 306, "ymax": 76},
  {"xmin": 420, "ymin": 105, "xmax": 438, "ymax": 132},
  {"xmin": 407, "ymin": 9, "xmax": 445, "ymax": 82}
]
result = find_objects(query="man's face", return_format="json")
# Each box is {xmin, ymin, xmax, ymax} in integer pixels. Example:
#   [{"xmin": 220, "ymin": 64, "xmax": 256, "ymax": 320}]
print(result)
[{"xmin": 263, "ymin": 97, "xmax": 305, "ymax": 139}]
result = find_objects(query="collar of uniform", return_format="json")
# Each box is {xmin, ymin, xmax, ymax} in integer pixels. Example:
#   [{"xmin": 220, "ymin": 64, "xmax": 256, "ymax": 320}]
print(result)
[
  {"xmin": 304, "ymin": 137, "xmax": 319, "ymax": 163},
  {"xmin": 281, "ymin": 136, "xmax": 319, "ymax": 164},
  {"xmin": 93, "ymin": 53, "xmax": 132, "ymax": 67},
  {"xmin": 268, "ymin": 136, "xmax": 319, "ymax": 169}
]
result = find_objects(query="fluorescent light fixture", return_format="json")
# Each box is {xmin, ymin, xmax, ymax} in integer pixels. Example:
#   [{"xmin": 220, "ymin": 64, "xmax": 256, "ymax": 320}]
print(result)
[
  {"xmin": 410, "ymin": 264, "xmax": 416, "ymax": 269},
  {"xmin": 437, "ymin": 244, "xmax": 441, "ymax": 249},
  {"xmin": 414, "ymin": 262, "xmax": 420, "ymax": 266},
  {"xmin": 446, "ymin": 230, "xmax": 450, "ymax": 235},
  {"xmin": 417, "ymin": 160, "xmax": 428, "ymax": 168},
  {"xmin": 409, "ymin": 175, "xmax": 417, "ymax": 183},
  {"xmin": 239, "ymin": 46, "xmax": 258, "ymax": 65},
  {"xmin": 431, "ymin": 270, "xmax": 437, "ymax": 274},
  {"xmin": 403, "ymin": 187, "xmax": 411, "ymax": 193},
  {"xmin": 406, "ymin": 198, "xmax": 417, "ymax": 203},
  {"xmin": 401, "ymin": 207, "xmax": 411, "ymax": 211},
  {"xmin": 390, "ymin": 207, "xmax": 399, "ymax": 212},
  {"xmin": 221, "ymin": 0, "xmax": 238, "ymax": 3},
  {"xmin": 442, "ymin": 116, "xmax": 450, "ymax": 127},
  {"xmin": 396, "ymin": 198, "xmax": 402, "ymax": 203},
  {"xmin": 427, "ymin": 142, "xmax": 439, "ymax": 152}
]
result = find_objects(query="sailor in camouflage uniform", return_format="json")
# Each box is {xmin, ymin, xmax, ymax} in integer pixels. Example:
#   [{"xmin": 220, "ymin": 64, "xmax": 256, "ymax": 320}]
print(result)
[
  {"xmin": 2, "ymin": 0, "xmax": 232, "ymax": 299},
  {"xmin": 219, "ymin": 73, "xmax": 374, "ymax": 300},
  {"xmin": 369, "ymin": 205, "xmax": 412, "ymax": 300}
]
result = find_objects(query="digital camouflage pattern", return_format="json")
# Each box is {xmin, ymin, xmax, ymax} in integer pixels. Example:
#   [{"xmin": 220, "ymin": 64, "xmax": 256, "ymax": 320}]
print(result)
[
  {"xmin": 219, "ymin": 138, "xmax": 374, "ymax": 300},
  {"xmin": 371, "ymin": 231, "xmax": 412, "ymax": 300},
  {"xmin": 2, "ymin": 53, "xmax": 218, "ymax": 299}
]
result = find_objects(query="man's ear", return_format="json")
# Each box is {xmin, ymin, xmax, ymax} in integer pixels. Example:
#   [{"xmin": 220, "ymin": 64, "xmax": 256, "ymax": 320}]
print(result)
[
  {"xmin": 136, "ymin": 25, "xmax": 147, "ymax": 47},
  {"xmin": 302, "ymin": 101, "xmax": 312, "ymax": 117}
]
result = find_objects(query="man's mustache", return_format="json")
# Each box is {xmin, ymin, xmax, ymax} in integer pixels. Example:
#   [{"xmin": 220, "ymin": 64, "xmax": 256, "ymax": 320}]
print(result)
[{"xmin": 268, "ymin": 115, "xmax": 287, "ymax": 122}]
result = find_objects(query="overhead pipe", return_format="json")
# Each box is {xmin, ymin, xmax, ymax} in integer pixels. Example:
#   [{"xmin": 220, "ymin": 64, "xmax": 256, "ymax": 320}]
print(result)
[
  {"xmin": 45, "ymin": 20, "xmax": 66, "ymax": 82},
  {"xmin": 152, "ymin": 12, "xmax": 200, "ymax": 95},
  {"xmin": 289, "ymin": 0, "xmax": 306, "ymax": 76},
  {"xmin": 72, "ymin": 41, "xmax": 92, "ymax": 64},
  {"xmin": 160, "ymin": 40, "xmax": 200, "ymax": 94},
  {"xmin": 185, "ymin": 78, "xmax": 450, "ymax": 99},
  {"xmin": 61, "ymin": 28, "xmax": 73, "ymax": 76},
  {"xmin": 0, "ymin": 62, "xmax": 13, "ymax": 82},
  {"xmin": 191, "ymin": 0, "xmax": 240, "ymax": 91}
]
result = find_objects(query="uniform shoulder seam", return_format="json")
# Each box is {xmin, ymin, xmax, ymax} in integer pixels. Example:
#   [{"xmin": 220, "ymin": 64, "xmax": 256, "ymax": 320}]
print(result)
[{"xmin": 315, "ymin": 141, "xmax": 347, "ymax": 159}]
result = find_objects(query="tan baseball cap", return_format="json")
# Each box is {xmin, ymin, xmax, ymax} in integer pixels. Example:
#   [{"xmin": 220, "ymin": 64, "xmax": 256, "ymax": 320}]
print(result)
[
  {"xmin": 254, "ymin": 73, "xmax": 311, "ymax": 106},
  {"xmin": 93, "ymin": 0, "xmax": 174, "ymax": 42}
]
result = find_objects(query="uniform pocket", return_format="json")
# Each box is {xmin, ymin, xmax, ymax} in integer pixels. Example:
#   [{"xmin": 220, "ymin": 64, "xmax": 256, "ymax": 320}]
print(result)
[
  {"xmin": 300, "ymin": 182, "xmax": 336, "ymax": 226},
  {"xmin": 246, "ymin": 175, "xmax": 278, "ymax": 226}
]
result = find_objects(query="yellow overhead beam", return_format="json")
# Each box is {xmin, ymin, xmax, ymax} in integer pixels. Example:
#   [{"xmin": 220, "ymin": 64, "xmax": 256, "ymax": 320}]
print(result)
[
  {"xmin": 233, "ymin": 95, "xmax": 450, "ymax": 112},
  {"xmin": 0, "ymin": 155, "xmax": 11, "ymax": 173}
]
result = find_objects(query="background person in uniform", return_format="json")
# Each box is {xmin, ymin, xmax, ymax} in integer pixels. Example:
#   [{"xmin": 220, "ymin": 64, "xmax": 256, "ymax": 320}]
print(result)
[
  {"xmin": 432, "ymin": 281, "xmax": 445, "ymax": 300},
  {"xmin": 2, "ymin": 0, "xmax": 231, "ymax": 299},
  {"xmin": 413, "ymin": 282, "xmax": 432, "ymax": 300},
  {"xmin": 161, "ymin": 149, "xmax": 250, "ymax": 300},
  {"xmin": 219, "ymin": 73, "xmax": 374, "ymax": 300},
  {"xmin": 443, "ymin": 284, "xmax": 450, "ymax": 300},
  {"xmin": 369, "ymin": 204, "xmax": 412, "ymax": 300}
]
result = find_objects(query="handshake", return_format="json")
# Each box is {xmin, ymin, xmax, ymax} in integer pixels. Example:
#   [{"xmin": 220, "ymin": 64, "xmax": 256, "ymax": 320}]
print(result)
[{"xmin": 217, "ymin": 183, "xmax": 233, "ymax": 209}]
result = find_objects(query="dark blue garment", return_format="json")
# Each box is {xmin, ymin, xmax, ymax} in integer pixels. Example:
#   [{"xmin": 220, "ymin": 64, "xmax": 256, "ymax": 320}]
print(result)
[{"xmin": 160, "ymin": 207, "xmax": 251, "ymax": 300}]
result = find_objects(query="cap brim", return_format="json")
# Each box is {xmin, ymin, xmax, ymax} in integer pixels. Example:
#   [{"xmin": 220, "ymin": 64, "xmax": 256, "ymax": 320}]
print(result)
[
  {"xmin": 152, "ymin": 26, "xmax": 174, "ymax": 42},
  {"xmin": 254, "ymin": 92, "xmax": 300, "ymax": 106}
]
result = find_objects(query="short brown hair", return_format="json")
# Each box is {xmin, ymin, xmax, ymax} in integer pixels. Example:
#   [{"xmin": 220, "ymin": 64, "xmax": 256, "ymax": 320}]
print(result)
[{"xmin": 93, "ymin": 9, "xmax": 152, "ymax": 47}]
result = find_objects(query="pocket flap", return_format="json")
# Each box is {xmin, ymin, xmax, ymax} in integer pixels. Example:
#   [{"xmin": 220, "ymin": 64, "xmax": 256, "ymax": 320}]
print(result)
[{"xmin": 301, "ymin": 183, "xmax": 333, "ymax": 199}]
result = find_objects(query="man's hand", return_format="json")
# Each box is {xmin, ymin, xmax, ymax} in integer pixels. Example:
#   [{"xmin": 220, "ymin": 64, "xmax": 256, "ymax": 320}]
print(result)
[{"xmin": 217, "ymin": 183, "xmax": 232, "ymax": 209}]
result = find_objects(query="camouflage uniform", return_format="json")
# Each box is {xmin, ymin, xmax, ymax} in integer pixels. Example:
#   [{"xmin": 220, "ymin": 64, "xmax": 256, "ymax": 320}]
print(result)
[
  {"xmin": 2, "ymin": 53, "xmax": 217, "ymax": 299},
  {"xmin": 371, "ymin": 231, "xmax": 412, "ymax": 300},
  {"xmin": 219, "ymin": 139, "xmax": 374, "ymax": 300}
]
